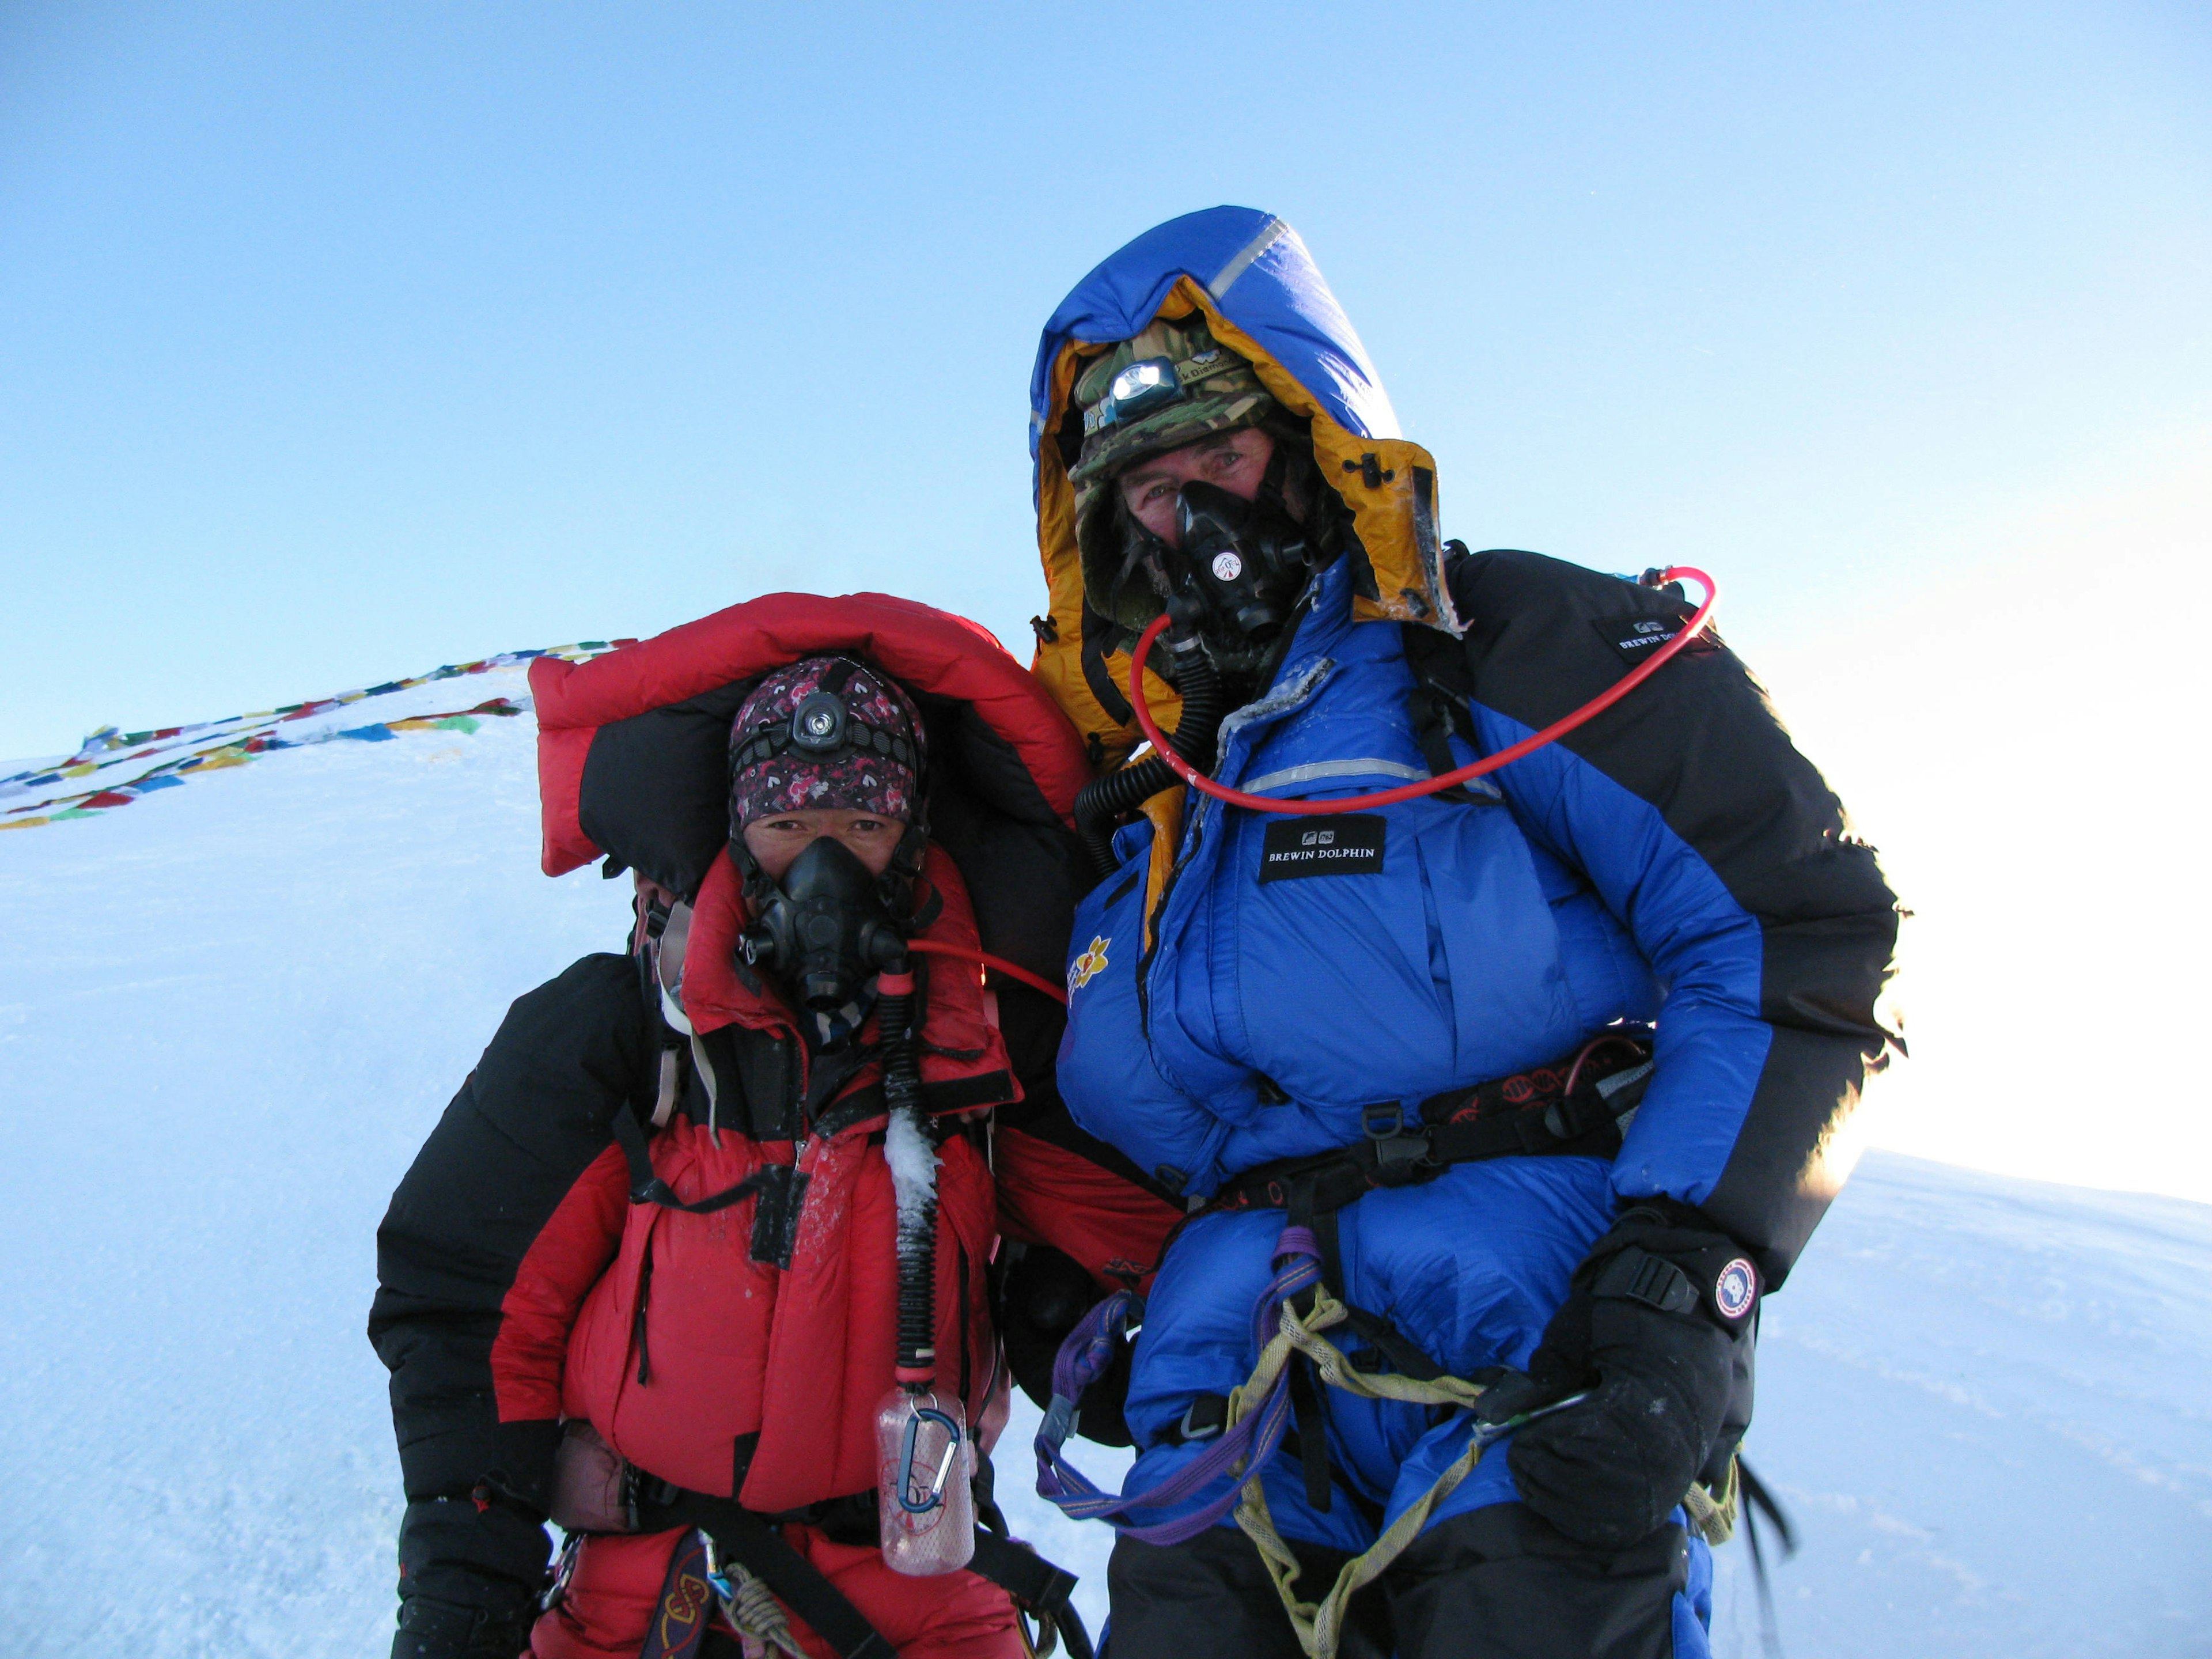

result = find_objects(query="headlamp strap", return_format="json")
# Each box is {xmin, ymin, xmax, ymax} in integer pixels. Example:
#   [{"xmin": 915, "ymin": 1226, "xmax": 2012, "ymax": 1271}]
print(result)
[
  {"xmin": 730, "ymin": 657, "xmax": 918, "ymax": 775},
  {"xmin": 729, "ymin": 716, "xmax": 918, "ymax": 776}
]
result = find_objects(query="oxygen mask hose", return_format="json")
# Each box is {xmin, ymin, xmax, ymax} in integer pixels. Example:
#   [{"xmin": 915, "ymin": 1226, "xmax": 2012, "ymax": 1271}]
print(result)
[
  {"xmin": 1126, "ymin": 567, "xmax": 1718, "ymax": 817},
  {"xmin": 875, "ymin": 964, "xmax": 935, "ymax": 1390},
  {"xmin": 874, "ymin": 956, "xmax": 979, "ymax": 1575},
  {"xmin": 1072, "ymin": 628, "xmax": 1226, "ymax": 876},
  {"xmin": 903, "ymin": 938, "xmax": 1067, "ymax": 1006}
]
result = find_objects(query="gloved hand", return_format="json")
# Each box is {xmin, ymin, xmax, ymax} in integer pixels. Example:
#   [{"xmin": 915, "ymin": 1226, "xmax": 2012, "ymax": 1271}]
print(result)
[
  {"xmin": 1501, "ymin": 1200, "xmax": 1760, "ymax": 1549},
  {"xmin": 391, "ymin": 1592, "xmax": 536, "ymax": 1659},
  {"xmin": 391, "ymin": 1492, "xmax": 551, "ymax": 1659}
]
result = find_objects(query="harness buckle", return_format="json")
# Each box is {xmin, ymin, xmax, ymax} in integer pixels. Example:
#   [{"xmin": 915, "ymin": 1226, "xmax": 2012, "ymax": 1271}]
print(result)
[
  {"xmin": 1041, "ymin": 1395, "xmax": 1079, "ymax": 1448},
  {"xmin": 1361, "ymin": 1103, "xmax": 1432, "ymax": 1184},
  {"xmin": 1177, "ymin": 1394, "xmax": 1229, "ymax": 1443}
]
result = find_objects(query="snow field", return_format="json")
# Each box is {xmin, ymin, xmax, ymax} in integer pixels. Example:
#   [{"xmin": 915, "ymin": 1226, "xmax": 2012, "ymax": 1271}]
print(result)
[{"xmin": 0, "ymin": 669, "xmax": 2205, "ymax": 1656}]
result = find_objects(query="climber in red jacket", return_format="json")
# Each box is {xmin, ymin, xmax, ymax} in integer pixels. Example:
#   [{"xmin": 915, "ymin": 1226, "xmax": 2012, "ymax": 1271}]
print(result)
[{"xmin": 370, "ymin": 594, "xmax": 1180, "ymax": 1659}]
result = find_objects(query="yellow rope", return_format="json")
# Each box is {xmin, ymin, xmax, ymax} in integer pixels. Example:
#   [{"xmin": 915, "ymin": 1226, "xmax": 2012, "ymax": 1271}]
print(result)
[
  {"xmin": 1681, "ymin": 1451, "xmax": 1740, "ymax": 1546},
  {"xmin": 1215, "ymin": 1285, "xmax": 1740, "ymax": 1657}
]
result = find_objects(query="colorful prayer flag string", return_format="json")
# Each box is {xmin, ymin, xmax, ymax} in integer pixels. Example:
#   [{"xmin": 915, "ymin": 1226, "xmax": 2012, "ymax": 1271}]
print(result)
[{"xmin": 0, "ymin": 641, "xmax": 634, "ymax": 832}]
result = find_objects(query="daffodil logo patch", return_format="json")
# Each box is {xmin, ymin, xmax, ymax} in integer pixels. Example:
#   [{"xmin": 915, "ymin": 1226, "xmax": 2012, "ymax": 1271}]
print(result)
[{"xmin": 1069, "ymin": 935, "xmax": 1111, "ymax": 993}]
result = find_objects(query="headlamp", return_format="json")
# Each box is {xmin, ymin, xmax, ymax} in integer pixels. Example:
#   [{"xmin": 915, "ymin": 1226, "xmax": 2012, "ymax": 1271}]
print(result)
[
  {"xmin": 1084, "ymin": 356, "xmax": 1182, "ymax": 435},
  {"xmin": 1110, "ymin": 358, "xmax": 1175, "ymax": 405},
  {"xmin": 1081, "ymin": 347, "xmax": 1240, "ymax": 437},
  {"xmin": 790, "ymin": 691, "xmax": 848, "ymax": 753}
]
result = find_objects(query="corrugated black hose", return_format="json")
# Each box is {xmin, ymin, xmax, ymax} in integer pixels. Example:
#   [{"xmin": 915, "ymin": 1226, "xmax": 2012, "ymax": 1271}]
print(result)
[
  {"xmin": 1072, "ymin": 634, "xmax": 1224, "ymax": 881},
  {"xmin": 878, "ymin": 974, "xmax": 936, "ymax": 1387}
]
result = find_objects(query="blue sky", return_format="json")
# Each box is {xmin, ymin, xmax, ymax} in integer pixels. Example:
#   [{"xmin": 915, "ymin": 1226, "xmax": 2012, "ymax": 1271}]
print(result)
[{"xmin": 3, "ymin": 1, "xmax": 2209, "ymax": 1192}]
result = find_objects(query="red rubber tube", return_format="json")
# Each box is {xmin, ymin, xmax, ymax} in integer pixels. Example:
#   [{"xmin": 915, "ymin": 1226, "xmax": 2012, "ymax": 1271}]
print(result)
[
  {"xmin": 905, "ymin": 937, "xmax": 1069, "ymax": 1005},
  {"xmin": 1126, "ymin": 566, "xmax": 1718, "ymax": 817}
]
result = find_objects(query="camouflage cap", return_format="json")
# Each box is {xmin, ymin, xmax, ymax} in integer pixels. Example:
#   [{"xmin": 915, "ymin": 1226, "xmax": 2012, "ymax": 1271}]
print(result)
[{"xmin": 1068, "ymin": 317, "xmax": 1274, "ymax": 493}]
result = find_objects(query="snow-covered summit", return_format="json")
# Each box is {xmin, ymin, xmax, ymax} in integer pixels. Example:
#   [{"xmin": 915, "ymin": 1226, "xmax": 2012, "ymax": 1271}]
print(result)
[{"xmin": 0, "ymin": 658, "xmax": 2205, "ymax": 1657}]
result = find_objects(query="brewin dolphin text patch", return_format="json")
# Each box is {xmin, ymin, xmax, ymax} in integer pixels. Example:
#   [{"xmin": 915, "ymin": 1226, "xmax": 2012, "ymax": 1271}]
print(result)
[
  {"xmin": 1258, "ymin": 815, "xmax": 1386, "ymax": 882},
  {"xmin": 1593, "ymin": 613, "xmax": 1723, "ymax": 669}
]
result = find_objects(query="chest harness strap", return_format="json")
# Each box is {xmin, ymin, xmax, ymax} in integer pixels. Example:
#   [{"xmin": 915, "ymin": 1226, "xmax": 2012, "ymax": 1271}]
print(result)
[{"xmin": 1202, "ymin": 1034, "xmax": 1655, "ymax": 1226}]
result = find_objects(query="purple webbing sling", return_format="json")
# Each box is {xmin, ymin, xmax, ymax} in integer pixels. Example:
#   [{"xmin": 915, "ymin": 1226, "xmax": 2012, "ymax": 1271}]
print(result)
[{"xmin": 1032, "ymin": 1227, "xmax": 1321, "ymax": 1548}]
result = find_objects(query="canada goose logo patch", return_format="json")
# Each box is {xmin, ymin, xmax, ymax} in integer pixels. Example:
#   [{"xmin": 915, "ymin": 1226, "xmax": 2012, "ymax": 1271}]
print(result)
[
  {"xmin": 1069, "ymin": 935, "xmax": 1111, "ymax": 992},
  {"xmin": 1714, "ymin": 1258, "xmax": 1758, "ymax": 1321}
]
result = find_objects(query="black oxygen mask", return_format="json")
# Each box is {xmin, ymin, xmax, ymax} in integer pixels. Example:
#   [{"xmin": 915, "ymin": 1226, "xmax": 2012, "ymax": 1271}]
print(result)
[
  {"xmin": 737, "ymin": 834, "xmax": 908, "ymax": 1010},
  {"xmin": 1162, "ymin": 479, "xmax": 1317, "ymax": 681}
]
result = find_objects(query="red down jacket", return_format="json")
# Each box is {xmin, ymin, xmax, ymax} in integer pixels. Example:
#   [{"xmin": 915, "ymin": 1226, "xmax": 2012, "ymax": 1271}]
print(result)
[{"xmin": 370, "ymin": 593, "xmax": 1181, "ymax": 1658}]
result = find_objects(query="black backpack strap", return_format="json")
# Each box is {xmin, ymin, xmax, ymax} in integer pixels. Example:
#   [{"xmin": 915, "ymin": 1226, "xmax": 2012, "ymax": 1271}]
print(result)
[
  {"xmin": 968, "ymin": 1531, "xmax": 1093, "ymax": 1659},
  {"xmin": 1399, "ymin": 622, "xmax": 1494, "ymax": 804}
]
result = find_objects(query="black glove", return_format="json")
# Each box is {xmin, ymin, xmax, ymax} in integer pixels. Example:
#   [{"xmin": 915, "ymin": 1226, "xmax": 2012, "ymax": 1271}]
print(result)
[
  {"xmin": 392, "ymin": 1594, "xmax": 536, "ymax": 1659},
  {"xmin": 1502, "ymin": 1200, "xmax": 1760, "ymax": 1549},
  {"xmin": 998, "ymin": 1243, "xmax": 1133, "ymax": 1446},
  {"xmin": 391, "ymin": 1493, "xmax": 551, "ymax": 1659}
]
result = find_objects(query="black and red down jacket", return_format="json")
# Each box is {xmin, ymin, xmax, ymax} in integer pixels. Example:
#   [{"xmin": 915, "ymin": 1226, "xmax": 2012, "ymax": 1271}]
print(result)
[{"xmin": 368, "ymin": 593, "xmax": 1181, "ymax": 1613}]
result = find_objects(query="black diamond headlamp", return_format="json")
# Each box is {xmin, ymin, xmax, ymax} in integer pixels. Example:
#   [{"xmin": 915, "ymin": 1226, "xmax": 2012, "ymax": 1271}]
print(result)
[
  {"xmin": 1081, "ymin": 348, "xmax": 1241, "ymax": 437},
  {"xmin": 790, "ymin": 691, "xmax": 847, "ymax": 752}
]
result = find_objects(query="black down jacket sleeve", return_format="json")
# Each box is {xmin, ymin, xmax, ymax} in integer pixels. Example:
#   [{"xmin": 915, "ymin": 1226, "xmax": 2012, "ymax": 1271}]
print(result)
[
  {"xmin": 1445, "ymin": 548, "xmax": 1904, "ymax": 1284},
  {"xmin": 368, "ymin": 952, "xmax": 646, "ymax": 1608}
]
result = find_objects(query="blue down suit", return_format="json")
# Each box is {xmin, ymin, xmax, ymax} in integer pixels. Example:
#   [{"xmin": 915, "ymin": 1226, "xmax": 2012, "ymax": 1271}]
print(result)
[{"xmin": 1027, "ymin": 208, "xmax": 1903, "ymax": 1658}]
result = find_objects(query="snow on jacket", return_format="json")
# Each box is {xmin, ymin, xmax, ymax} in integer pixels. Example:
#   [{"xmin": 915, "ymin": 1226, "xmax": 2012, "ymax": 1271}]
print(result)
[{"xmin": 1028, "ymin": 208, "xmax": 1903, "ymax": 1283}]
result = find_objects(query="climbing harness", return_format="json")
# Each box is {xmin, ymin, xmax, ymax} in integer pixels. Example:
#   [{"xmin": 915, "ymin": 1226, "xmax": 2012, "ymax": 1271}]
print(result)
[
  {"xmin": 1036, "ymin": 1224, "xmax": 1621, "ymax": 1658},
  {"xmin": 1202, "ymin": 1035, "xmax": 1654, "ymax": 1221},
  {"xmin": 621, "ymin": 1471, "xmax": 1095, "ymax": 1659},
  {"xmin": 703, "ymin": 1535, "xmax": 809, "ymax": 1658},
  {"xmin": 1032, "ymin": 1036, "xmax": 1744, "ymax": 1659},
  {"xmin": 1037, "ymin": 1224, "xmax": 1745, "ymax": 1658}
]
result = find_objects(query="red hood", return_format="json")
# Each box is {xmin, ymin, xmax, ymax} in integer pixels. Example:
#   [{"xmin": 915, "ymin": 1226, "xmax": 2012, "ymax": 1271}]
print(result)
[{"xmin": 530, "ymin": 590, "xmax": 1090, "ymax": 885}]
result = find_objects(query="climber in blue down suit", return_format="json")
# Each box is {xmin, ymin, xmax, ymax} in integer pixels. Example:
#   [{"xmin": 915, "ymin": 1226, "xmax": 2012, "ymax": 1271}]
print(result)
[{"xmin": 1018, "ymin": 207, "xmax": 1903, "ymax": 1659}]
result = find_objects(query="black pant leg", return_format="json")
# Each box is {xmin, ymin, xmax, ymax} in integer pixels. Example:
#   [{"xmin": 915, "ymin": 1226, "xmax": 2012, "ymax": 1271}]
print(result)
[
  {"xmin": 1106, "ymin": 1527, "xmax": 1395, "ymax": 1659},
  {"xmin": 1383, "ymin": 1503, "xmax": 1687, "ymax": 1659}
]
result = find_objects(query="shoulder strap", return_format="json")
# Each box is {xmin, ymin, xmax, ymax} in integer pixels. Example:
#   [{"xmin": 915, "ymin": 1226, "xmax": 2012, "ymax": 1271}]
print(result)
[
  {"xmin": 1399, "ymin": 621, "xmax": 1493, "ymax": 804},
  {"xmin": 608, "ymin": 1106, "xmax": 777, "ymax": 1215}
]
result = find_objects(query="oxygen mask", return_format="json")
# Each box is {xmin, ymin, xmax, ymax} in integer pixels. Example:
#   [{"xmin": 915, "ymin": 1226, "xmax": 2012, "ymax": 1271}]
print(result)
[
  {"xmin": 1156, "ymin": 479, "xmax": 1317, "ymax": 683},
  {"xmin": 737, "ymin": 835, "xmax": 908, "ymax": 1010}
]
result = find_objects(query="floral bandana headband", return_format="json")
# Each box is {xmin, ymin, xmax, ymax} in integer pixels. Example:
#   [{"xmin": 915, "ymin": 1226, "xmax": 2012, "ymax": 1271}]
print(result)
[{"xmin": 728, "ymin": 656, "xmax": 925, "ymax": 831}]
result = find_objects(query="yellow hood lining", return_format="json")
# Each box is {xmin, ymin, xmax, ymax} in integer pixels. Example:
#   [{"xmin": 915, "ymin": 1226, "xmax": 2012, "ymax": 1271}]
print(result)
[{"xmin": 1032, "ymin": 276, "xmax": 1455, "ymax": 773}]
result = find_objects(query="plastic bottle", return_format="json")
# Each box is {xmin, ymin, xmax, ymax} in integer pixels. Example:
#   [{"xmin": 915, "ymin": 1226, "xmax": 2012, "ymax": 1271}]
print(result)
[{"xmin": 874, "ymin": 1386, "xmax": 975, "ymax": 1575}]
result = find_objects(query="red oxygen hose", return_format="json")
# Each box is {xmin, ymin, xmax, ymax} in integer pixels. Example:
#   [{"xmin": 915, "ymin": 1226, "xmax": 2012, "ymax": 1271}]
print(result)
[
  {"xmin": 1126, "ymin": 566, "xmax": 1718, "ymax": 817},
  {"xmin": 905, "ymin": 937, "xmax": 1069, "ymax": 1006}
]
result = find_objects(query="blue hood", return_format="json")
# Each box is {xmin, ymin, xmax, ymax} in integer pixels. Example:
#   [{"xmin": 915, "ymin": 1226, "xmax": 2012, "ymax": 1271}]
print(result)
[
  {"xmin": 1025, "ymin": 207, "xmax": 1451, "ymax": 767},
  {"xmin": 1027, "ymin": 207, "xmax": 1401, "ymax": 497}
]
